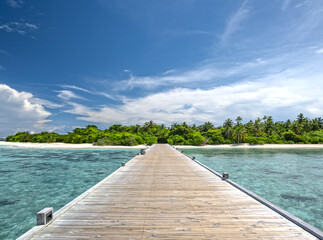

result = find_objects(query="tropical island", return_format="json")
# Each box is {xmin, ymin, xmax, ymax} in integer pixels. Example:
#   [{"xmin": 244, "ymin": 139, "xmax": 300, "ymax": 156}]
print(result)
[{"xmin": 5, "ymin": 114, "xmax": 323, "ymax": 146}]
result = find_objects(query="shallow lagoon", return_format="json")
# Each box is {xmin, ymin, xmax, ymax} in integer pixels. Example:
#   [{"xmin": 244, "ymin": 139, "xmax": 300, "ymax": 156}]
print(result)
[
  {"xmin": 1, "ymin": 146, "xmax": 322, "ymax": 239},
  {"xmin": 0, "ymin": 146, "xmax": 138, "ymax": 239},
  {"xmin": 182, "ymin": 148, "xmax": 323, "ymax": 231}
]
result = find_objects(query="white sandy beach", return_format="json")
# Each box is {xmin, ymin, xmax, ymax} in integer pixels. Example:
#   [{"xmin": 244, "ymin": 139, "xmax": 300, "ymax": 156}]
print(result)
[
  {"xmin": 0, "ymin": 141, "xmax": 322, "ymax": 149},
  {"xmin": 175, "ymin": 143, "xmax": 323, "ymax": 149},
  {"xmin": 0, "ymin": 141, "xmax": 147, "ymax": 149}
]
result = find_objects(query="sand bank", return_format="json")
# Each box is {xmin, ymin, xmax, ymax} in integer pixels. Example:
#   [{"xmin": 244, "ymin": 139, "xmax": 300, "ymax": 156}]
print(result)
[
  {"xmin": 0, "ymin": 141, "xmax": 146, "ymax": 149},
  {"xmin": 1, "ymin": 141, "xmax": 322, "ymax": 149},
  {"xmin": 175, "ymin": 143, "xmax": 323, "ymax": 149}
]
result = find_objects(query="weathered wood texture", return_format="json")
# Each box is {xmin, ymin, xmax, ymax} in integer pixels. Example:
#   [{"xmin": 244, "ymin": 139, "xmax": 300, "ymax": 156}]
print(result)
[{"xmin": 30, "ymin": 144, "xmax": 316, "ymax": 239}]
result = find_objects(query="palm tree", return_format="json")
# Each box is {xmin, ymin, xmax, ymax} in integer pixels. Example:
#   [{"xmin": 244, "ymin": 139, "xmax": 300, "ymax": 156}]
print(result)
[
  {"xmin": 156, "ymin": 125, "xmax": 169, "ymax": 143},
  {"xmin": 235, "ymin": 116, "xmax": 243, "ymax": 126},
  {"xmin": 311, "ymin": 118, "xmax": 322, "ymax": 131},
  {"xmin": 292, "ymin": 122, "xmax": 302, "ymax": 134},
  {"xmin": 245, "ymin": 120, "xmax": 254, "ymax": 135},
  {"xmin": 254, "ymin": 118, "xmax": 262, "ymax": 138},
  {"xmin": 181, "ymin": 122, "xmax": 189, "ymax": 128},
  {"xmin": 130, "ymin": 124, "xmax": 141, "ymax": 133},
  {"xmin": 302, "ymin": 118, "xmax": 311, "ymax": 132},
  {"xmin": 200, "ymin": 121, "xmax": 214, "ymax": 132},
  {"xmin": 223, "ymin": 118, "xmax": 233, "ymax": 128},
  {"xmin": 265, "ymin": 116, "xmax": 275, "ymax": 135},
  {"xmin": 233, "ymin": 125, "xmax": 246, "ymax": 144},
  {"xmin": 275, "ymin": 121, "xmax": 285, "ymax": 136},
  {"xmin": 297, "ymin": 113, "xmax": 305, "ymax": 124},
  {"xmin": 285, "ymin": 119, "xmax": 292, "ymax": 131},
  {"xmin": 144, "ymin": 120, "xmax": 155, "ymax": 130},
  {"xmin": 223, "ymin": 118, "xmax": 234, "ymax": 140}
]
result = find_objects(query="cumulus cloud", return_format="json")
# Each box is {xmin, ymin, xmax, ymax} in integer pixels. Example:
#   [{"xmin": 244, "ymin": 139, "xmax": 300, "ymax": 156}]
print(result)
[
  {"xmin": 75, "ymin": 44, "xmax": 322, "ymax": 127},
  {"xmin": 0, "ymin": 84, "xmax": 52, "ymax": 137},
  {"xmin": 64, "ymin": 75, "xmax": 323, "ymax": 126}
]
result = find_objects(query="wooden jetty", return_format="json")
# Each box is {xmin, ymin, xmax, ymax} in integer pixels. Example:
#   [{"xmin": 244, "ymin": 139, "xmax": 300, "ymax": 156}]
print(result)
[{"xmin": 19, "ymin": 144, "xmax": 322, "ymax": 239}]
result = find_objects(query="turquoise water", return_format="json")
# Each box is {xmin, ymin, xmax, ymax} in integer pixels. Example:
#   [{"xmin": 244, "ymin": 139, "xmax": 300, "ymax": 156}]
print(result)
[
  {"xmin": 1, "ymin": 146, "xmax": 322, "ymax": 239},
  {"xmin": 0, "ymin": 146, "xmax": 138, "ymax": 240},
  {"xmin": 182, "ymin": 148, "xmax": 323, "ymax": 231}
]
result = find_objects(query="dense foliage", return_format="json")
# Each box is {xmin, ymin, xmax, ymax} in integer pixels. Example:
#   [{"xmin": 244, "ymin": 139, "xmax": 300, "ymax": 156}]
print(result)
[{"xmin": 5, "ymin": 114, "xmax": 323, "ymax": 145}]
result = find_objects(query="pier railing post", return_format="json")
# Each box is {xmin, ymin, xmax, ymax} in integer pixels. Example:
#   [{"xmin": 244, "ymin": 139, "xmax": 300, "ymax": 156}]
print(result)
[
  {"xmin": 222, "ymin": 172, "xmax": 229, "ymax": 180},
  {"xmin": 37, "ymin": 207, "xmax": 53, "ymax": 225}
]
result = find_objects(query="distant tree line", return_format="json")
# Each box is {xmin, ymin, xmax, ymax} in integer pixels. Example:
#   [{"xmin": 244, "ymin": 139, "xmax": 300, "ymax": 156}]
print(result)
[{"xmin": 5, "ymin": 114, "xmax": 323, "ymax": 146}]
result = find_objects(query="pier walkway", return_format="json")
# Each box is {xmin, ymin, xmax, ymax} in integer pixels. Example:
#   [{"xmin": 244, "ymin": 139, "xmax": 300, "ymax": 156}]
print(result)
[{"xmin": 24, "ymin": 144, "xmax": 317, "ymax": 239}]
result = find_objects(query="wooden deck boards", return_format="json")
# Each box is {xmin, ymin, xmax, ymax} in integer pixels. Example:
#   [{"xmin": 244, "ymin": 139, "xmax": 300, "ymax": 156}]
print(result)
[{"xmin": 30, "ymin": 144, "xmax": 316, "ymax": 239}]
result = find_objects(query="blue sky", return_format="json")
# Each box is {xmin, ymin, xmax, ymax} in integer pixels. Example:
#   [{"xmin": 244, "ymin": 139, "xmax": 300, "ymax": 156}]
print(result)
[{"xmin": 0, "ymin": 0, "xmax": 323, "ymax": 137}]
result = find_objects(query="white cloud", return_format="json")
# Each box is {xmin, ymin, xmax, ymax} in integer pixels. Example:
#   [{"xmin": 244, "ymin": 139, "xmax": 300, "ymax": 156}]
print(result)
[
  {"xmin": 0, "ymin": 84, "xmax": 52, "ymax": 137},
  {"xmin": 0, "ymin": 49, "xmax": 12, "ymax": 57},
  {"xmin": 114, "ymin": 43, "xmax": 323, "ymax": 92},
  {"xmin": 31, "ymin": 98, "xmax": 63, "ymax": 109},
  {"xmin": 60, "ymin": 85, "xmax": 92, "ymax": 93},
  {"xmin": 96, "ymin": 92, "xmax": 116, "ymax": 100},
  {"xmin": 60, "ymin": 85, "xmax": 116, "ymax": 100},
  {"xmin": 0, "ymin": 22, "xmax": 38, "ymax": 36},
  {"xmin": 57, "ymin": 90, "xmax": 86, "ymax": 101},
  {"xmin": 286, "ymin": 0, "xmax": 323, "ymax": 42},
  {"xmin": 116, "ymin": 58, "xmax": 267, "ymax": 90},
  {"xmin": 80, "ymin": 43, "xmax": 322, "ymax": 126},
  {"xmin": 64, "ymin": 75, "xmax": 323, "ymax": 126},
  {"xmin": 315, "ymin": 48, "xmax": 323, "ymax": 54},
  {"xmin": 220, "ymin": 0, "xmax": 250, "ymax": 43},
  {"xmin": 6, "ymin": 0, "xmax": 23, "ymax": 8}
]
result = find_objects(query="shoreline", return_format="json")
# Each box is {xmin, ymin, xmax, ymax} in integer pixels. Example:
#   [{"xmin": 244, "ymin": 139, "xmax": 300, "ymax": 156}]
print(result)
[
  {"xmin": 0, "ymin": 141, "xmax": 146, "ymax": 149},
  {"xmin": 1, "ymin": 141, "xmax": 323, "ymax": 149},
  {"xmin": 175, "ymin": 143, "xmax": 323, "ymax": 149}
]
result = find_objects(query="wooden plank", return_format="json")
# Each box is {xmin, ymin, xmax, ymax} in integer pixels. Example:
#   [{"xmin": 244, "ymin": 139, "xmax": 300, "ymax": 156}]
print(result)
[{"xmin": 25, "ymin": 144, "xmax": 318, "ymax": 239}]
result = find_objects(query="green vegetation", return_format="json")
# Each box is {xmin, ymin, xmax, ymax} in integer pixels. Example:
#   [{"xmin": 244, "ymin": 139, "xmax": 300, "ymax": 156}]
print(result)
[{"xmin": 5, "ymin": 114, "xmax": 323, "ymax": 146}]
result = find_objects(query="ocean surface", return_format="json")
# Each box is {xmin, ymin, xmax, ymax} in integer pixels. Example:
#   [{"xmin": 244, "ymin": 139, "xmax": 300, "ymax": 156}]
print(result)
[
  {"xmin": 0, "ymin": 146, "xmax": 322, "ymax": 239},
  {"xmin": 0, "ymin": 146, "xmax": 138, "ymax": 240},
  {"xmin": 182, "ymin": 148, "xmax": 323, "ymax": 231}
]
